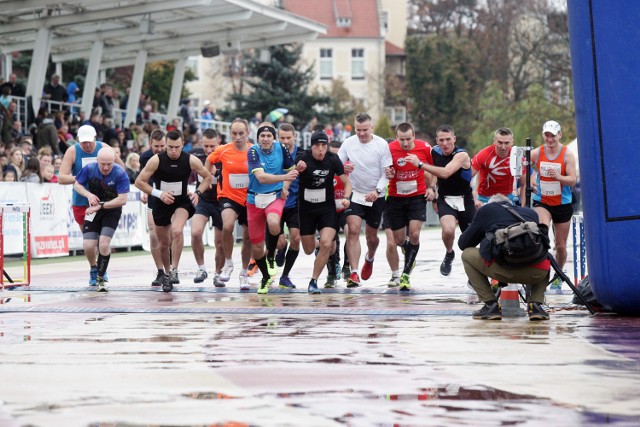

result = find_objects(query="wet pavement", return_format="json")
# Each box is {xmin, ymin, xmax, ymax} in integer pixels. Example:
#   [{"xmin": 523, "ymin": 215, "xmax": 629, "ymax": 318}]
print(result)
[{"xmin": 1, "ymin": 227, "xmax": 639, "ymax": 426}]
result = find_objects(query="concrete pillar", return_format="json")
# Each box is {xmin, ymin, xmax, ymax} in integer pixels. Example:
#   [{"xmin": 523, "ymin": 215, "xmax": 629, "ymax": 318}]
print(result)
[
  {"xmin": 81, "ymin": 41, "xmax": 103, "ymax": 115},
  {"xmin": 124, "ymin": 50, "xmax": 147, "ymax": 128},
  {"xmin": 55, "ymin": 62, "xmax": 63, "ymax": 82},
  {"xmin": 25, "ymin": 27, "xmax": 52, "ymax": 115},
  {"xmin": 3, "ymin": 53, "xmax": 12, "ymax": 78},
  {"xmin": 99, "ymin": 70, "xmax": 107, "ymax": 85},
  {"xmin": 166, "ymin": 57, "xmax": 187, "ymax": 121}
]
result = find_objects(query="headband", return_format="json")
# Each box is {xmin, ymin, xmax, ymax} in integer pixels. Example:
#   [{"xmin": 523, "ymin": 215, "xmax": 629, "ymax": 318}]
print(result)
[{"xmin": 257, "ymin": 125, "xmax": 277, "ymax": 140}]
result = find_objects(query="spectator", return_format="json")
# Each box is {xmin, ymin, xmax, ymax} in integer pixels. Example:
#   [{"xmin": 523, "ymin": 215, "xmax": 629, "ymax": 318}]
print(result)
[
  {"xmin": 36, "ymin": 116, "xmax": 61, "ymax": 156},
  {"xmin": 179, "ymin": 99, "xmax": 193, "ymax": 127},
  {"xmin": 5, "ymin": 147, "xmax": 24, "ymax": 180},
  {"xmin": 53, "ymin": 156, "xmax": 62, "ymax": 176},
  {"xmin": 67, "ymin": 81, "xmax": 79, "ymax": 105},
  {"xmin": 98, "ymin": 84, "xmax": 115, "ymax": 118},
  {"xmin": 3, "ymin": 169, "xmax": 16, "ymax": 182},
  {"xmin": 0, "ymin": 86, "xmax": 11, "ymax": 109},
  {"xmin": 42, "ymin": 164, "xmax": 57, "ymax": 183},
  {"xmin": 20, "ymin": 156, "xmax": 42, "ymax": 183},
  {"xmin": 125, "ymin": 152, "xmax": 140, "ymax": 184},
  {"xmin": 0, "ymin": 73, "xmax": 25, "ymax": 97},
  {"xmin": 42, "ymin": 74, "xmax": 68, "ymax": 111},
  {"xmin": 57, "ymin": 123, "xmax": 73, "ymax": 154}
]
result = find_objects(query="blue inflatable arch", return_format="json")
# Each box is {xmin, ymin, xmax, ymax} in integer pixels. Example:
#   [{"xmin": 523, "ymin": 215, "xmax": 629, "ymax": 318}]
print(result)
[{"xmin": 568, "ymin": 0, "xmax": 640, "ymax": 314}]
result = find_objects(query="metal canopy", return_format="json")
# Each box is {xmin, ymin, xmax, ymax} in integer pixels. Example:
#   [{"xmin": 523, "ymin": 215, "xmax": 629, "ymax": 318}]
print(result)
[{"xmin": 0, "ymin": 0, "xmax": 326, "ymax": 67}]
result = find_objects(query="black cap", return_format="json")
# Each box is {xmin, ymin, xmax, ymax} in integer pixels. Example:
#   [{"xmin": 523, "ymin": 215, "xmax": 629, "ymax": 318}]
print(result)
[{"xmin": 311, "ymin": 130, "xmax": 329, "ymax": 145}]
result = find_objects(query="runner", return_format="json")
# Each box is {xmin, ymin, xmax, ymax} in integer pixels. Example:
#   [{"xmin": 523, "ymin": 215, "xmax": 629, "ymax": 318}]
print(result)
[
  {"xmin": 206, "ymin": 119, "xmax": 253, "ymax": 290},
  {"xmin": 296, "ymin": 130, "xmax": 351, "ymax": 294},
  {"xmin": 72, "ymin": 147, "xmax": 129, "ymax": 292},
  {"xmin": 135, "ymin": 130, "xmax": 212, "ymax": 292}
]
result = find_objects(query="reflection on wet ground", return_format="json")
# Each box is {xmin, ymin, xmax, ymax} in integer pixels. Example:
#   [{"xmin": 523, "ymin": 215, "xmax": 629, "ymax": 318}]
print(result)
[{"xmin": 1, "ymin": 231, "xmax": 639, "ymax": 426}]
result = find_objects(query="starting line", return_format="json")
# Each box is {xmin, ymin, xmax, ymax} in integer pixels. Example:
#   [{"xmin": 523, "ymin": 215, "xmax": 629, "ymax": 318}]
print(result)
[{"xmin": 0, "ymin": 306, "xmax": 470, "ymax": 315}]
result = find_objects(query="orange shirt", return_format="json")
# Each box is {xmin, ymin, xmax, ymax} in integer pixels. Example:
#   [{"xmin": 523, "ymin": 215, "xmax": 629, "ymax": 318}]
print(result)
[{"xmin": 207, "ymin": 143, "xmax": 252, "ymax": 206}]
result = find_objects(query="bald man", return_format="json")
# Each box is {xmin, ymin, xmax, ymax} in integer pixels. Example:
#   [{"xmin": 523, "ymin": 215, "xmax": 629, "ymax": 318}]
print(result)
[{"xmin": 73, "ymin": 147, "xmax": 130, "ymax": 292}]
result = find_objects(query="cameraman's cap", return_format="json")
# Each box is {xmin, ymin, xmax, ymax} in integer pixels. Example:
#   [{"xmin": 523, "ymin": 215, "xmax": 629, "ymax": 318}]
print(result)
[
  {"xmin": 77, "ymin": 125, "xmax": 97, "ymax": 142},
  {"xmin": 542, "ymin": 120, "xmax": 561, "ymax": 136},
  {"xmin": 311, "ymin": 130, "xmax": 329, "ymax": 145}
]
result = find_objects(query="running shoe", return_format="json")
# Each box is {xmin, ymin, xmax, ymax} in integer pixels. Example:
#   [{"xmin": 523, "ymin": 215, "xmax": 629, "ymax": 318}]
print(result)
[
  {"xmin": 89, "ymin": 266, "xmax": 98, "ymax": 286},
  {"xmin": 239, "ymin": 274, "xmax": 251, "ymax": 291},
  {"xmin": 151, "ymin": 270, "xmax": 164, "ymax": 287},
  {"xmin": 399, "ymin": 273, "xmax": 411, "ymax": 291},
  {"xmin": 548, "ymin": 276, "xmax": 562, "ymax": 294},
  {"xmin": 96, "ymin": 277, "xmax": 108, "ymax": 293},
  {"xmin": 341, "ymin": 264, "xmax": 351, "ymax": 280},
  {"xmin": 347, "ymin": 272, "xmax": 361, "ymax": 288},
  {"xmin": 267, "ymin": 257, "xmax": 278, "ymax": 277},
  {"xmin": 386, "ymin": 276, "xmax": 400, "ymax": 288},
  {"xmin": 194, "ymin": 269, "xmax": 208, "ymax": 283},
  {"xmin": 275, "ymin": 243, "xmax": 287, "ymax": 267},
  {"xmin": 162, "ymin": 274, "xmax": 173, "ymax": 293},
  {"xmin": 258, "ymin": 277, "xmax": 273, "ymax": 294},
  {"xmin": 169, "ymin": 269, "xmax": 180, "ymax": 285},
  {"xmin": 247, "ymin": 260, "xmax": 258, "ymax": 277},
  {"xmin": 308, "ymin": 279, "xmax": 321, "ymax": 294},
  {"xmin": 440, "ymin": 251, "xmax": 455, "ymax": 276},
  {"xmin": 220, "ymin": 264, "xmax": 234, "ymax": 282},
  {"xmin": 324, "ymin": 275, "xmax": 338, "ymax": 288},
  {"xmin": 213, "ymin": 273, "xmax": 226, "ymax": 288},
  {"xmin": 527, "ymin": 302, "xmax": 550, "ymax": 321},
  {"xmin": 279, "ymin": 276, "xmax": 296, "ymax": 290},
  {"xmin": 361, "ymin": 258, "xmax": 374, "ymax": 280}
]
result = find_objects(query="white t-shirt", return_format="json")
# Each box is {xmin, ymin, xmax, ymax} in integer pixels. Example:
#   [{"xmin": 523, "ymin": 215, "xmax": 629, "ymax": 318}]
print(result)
[{"xmin": 338, "ymin": 134, "xmax": 393, "ymax": 193}]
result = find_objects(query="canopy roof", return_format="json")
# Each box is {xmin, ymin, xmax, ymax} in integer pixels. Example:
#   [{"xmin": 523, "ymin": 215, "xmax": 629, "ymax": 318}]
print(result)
[{"xmin": 0, "ymin": 0, "xmax": 325, "ymax": 68}]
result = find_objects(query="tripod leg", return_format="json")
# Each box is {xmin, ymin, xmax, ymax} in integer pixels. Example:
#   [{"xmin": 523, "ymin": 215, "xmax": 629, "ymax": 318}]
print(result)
[{"xmin": 548, "ymin": 254, "xmax": 595, "ymax": 315}]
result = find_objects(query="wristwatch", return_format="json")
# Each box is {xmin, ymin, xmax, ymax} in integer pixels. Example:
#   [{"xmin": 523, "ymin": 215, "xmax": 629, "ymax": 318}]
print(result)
[
  {"xmin": 195, "ymin": 189, "xmax": 203, "ymax": 197},
  {"xmin": 99, "ymin": 201, "xmax": 105, "ymax": 207},
  {"xmin": 418, "ymin": 161, "xmax": 424, "ymax": 169},
  {"xmin": 376, "ymin": 188, "xmax": 383, "ymax": 195}
]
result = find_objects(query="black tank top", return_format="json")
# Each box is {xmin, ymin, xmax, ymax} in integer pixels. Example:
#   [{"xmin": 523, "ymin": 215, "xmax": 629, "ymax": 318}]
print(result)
[
  {"xmin": 432, "ymin": 146, "xmax": 472, "ymax": 196},
  {"xmin": 153, "ymin": 151, "xmax": 192, "ymax": 201}
]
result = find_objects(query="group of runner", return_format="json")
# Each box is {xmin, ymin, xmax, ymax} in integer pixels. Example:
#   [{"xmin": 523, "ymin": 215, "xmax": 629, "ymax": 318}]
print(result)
[{"xmin": 60, "ymin": 115, "xmax": 576, "ymax": 295}]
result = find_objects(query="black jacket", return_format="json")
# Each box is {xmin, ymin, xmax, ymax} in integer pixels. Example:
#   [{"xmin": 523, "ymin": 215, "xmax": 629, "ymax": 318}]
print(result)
[{"xmin": 458, "ymin": 202, "xmax": 547, "ymax": 262}]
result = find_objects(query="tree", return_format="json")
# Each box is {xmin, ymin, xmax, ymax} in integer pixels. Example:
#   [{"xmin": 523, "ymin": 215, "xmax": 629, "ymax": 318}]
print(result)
[
  {"xmin": 228, "ymin": 44, "xmax": 329, "ymax": 128},
  {"xmin": 312, "ymin": 77, "xmax": 358, "ymax": 126},
  {"xmin": 468, "ymin": 82, "xmax": 575, "ymax": 155},
  {"xmin": 143, "ymin": 61, "xmax": 195, "ymax": 112},
  {"xmin": 405, "ymin": 34, "xmax": 483, "ymax": 144}
]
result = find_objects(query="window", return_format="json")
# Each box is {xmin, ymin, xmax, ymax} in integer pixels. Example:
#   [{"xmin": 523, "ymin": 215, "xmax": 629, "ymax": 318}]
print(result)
[
  {"xmin": 381, "ymin": 10, "xmax": 389, "ymax": 35},
  {"xmin": 351, "ymin": 48, "xmax": 365, "ymax": 80},
  {"xmin": 319, "ymin": 48, "xmax": 333, "ymax": 80}
]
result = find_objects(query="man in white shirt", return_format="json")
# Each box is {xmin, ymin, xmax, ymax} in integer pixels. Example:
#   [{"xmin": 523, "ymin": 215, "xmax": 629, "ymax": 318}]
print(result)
[{"xmin": 338, "ymin": 113, "xmax": 393, "ymax": 287}]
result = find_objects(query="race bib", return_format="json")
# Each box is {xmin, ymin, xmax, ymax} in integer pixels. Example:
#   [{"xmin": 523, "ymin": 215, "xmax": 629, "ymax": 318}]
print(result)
[
  {"xmin": 540, "ymin": 181, "xmax": 562, "ymax": 197},
  {"xmin": 81, "ymin": 157, "xmax": 98, "ymax": 167},
  {"xmin": 304, "ymin": 188, "xmax": 326, "ymax": 203},
  {"xmin": 444, "ymin": 195, "xmax": 465, "ymax": 211},
  {"xmin": 397, "ymin": 180, "xmax": 418, "ymax": 195},
  {"xmin": 197, "ymin": 175, "xmax": 217, "ymax": 185},
  {"xmin": 160, "ymin": 180, "xmax": 182, "ymax": 196},
  {"xmin": 84, "ymin": 211, "xmax": 96, "ymax": 222},
  {"xmin": 229, "ymin": 173, "xmax": 249, "ymax": 189},
  {"xmin": 255, "ymin": 192, "xmax": 277, "ymax": 209},
  {"xmin": 539, "ymin": 161, "xmax": 561, "ymax": 178},
  {"xmin": 351, "ymin": 190, "xmax": 373, "ymax": 207}
]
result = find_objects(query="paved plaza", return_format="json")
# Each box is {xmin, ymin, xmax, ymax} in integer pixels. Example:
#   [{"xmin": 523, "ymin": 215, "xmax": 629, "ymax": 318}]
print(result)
[{"xmin": 1, "ymin": 227, "xmax": 639, "ymax": 426}]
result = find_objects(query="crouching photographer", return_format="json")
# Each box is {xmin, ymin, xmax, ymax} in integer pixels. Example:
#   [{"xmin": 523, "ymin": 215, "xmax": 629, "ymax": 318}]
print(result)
[{"xmin": 458, "ymin": 194, "xmax": 551, "ymax": 321}]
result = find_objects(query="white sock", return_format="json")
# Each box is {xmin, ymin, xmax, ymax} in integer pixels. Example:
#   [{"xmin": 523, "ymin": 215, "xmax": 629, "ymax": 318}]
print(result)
[
  {"xmin": 240, "ymin": 268, "xmax": 248, "ymax": 276},
  {"xmin": 198, "ymin": 264, "xmax": 206, "ymax": 270},
  {"xmin": 392, "ymin": 269, "xmax": 401, "ymax": 278},
  {"xmin": 224, "ymin": 258, "xmax": 233, "ymax": 267},
  {"xmin": 365, "ymin": 254, "xmax": 374, "ymax": 262}
]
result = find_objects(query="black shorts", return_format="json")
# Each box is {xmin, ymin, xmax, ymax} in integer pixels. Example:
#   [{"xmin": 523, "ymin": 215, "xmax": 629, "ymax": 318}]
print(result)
[
  {"xmin": 385, "ymin": 195, "xmax": 427, "ymax": 230},
  {"xmin": 219, "ymin": 197, "xmax": 247, "ymax": 226},
  {"xmin": 195, "ymin": 198, "xmax": 223, "ymax": 230},
  {"xmin": 336, "ymin": 210, "xmax": 347, "ymax": 231},
  {"xmin": 436, "ymin": 193, "xmax": 476, "ymax": 232},
  {"xmin": 280, "ymin": 206, "xmax": 300, "ymax": 230},
  {"xmin": 533, "ymin": 201, "xmax": 574, "ymax": 223},
  {"xmin": 152, "ymin": 197, "xmax": 196, "ymax": 227},
  {"xmin": 300, "ymin": 208, "xmax": 338, "ymax": 236},
  {"xmin": 83, "ymin": 208, "xmax": 122, "ymax": 239},
  {"xmin": 345, "ymin": 196, "xmax": 385, "ymax": 229}
]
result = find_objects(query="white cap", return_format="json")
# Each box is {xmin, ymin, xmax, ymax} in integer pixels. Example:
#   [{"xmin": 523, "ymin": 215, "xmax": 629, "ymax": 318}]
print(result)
[
  {"xmin": 77, "ymin": 125, "xmax": 97, "ymax": 142},
  {"xmin": 542, "ymin": 120, "xmax": 561, "ymax": 136}
]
